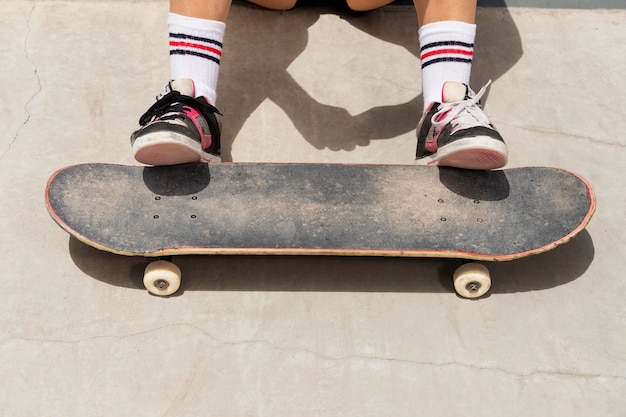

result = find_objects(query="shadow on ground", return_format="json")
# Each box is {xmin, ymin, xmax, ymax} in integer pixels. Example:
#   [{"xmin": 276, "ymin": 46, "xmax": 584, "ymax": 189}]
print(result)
[
  {"xmin": 68, "ymin": 229, "xmax": 594, "ymax": 296},
  {"xmin": 217, "ymin": 1, "xmax": 522, "ymax": 160}
]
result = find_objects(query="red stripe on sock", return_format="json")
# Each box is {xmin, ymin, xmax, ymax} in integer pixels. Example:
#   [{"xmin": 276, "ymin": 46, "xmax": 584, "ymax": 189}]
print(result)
[
  {"xmin": 421, "ymin": 48, "xmax": 473, "ymax": 61},
  {"xmin": 169, "ymin": 41, "xmax": 222, "ymax": 56}
]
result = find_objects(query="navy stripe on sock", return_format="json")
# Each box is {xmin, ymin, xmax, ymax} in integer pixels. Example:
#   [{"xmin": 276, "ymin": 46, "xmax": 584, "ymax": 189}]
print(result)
[
  {"xmin": 420, "ymin": 40, "xmax": 474, "ymax": 53},
  {"xmin": 170, "ymin": 32, "xmax": 223, "ymax": 48},
  {"xmin": 421, "ymin": 57, "xmax": 473, "ymax": 69},
  {"xmin": 170, "ymin": 50, "xmax": 221, "ymax": 65}
]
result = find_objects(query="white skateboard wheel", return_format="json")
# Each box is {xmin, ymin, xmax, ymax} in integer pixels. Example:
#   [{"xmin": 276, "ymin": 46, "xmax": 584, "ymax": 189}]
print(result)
[
  {"xmin": 453, "ymin": 262, "xmax": 491, "ymax": 299},
  {"xmin": 143, "ymin": 260, "xmax": 182, "ymax": 296}
]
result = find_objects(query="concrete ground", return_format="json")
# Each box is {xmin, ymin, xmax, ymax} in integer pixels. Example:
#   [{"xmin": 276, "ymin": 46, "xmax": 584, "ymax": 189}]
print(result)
[{"xmin": 2, "ymin": 1, "xmax": 626, "ymax": 415}]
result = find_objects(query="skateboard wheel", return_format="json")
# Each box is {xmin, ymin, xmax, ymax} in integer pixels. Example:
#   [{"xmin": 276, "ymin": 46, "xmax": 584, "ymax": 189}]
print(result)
[
  {"xmin": 453, "ymin": 262, "xmax": 491, "ymax": 299},
  {"xmin": 143, "ymin": 260, "xmax": 182, "ymax": 296}
]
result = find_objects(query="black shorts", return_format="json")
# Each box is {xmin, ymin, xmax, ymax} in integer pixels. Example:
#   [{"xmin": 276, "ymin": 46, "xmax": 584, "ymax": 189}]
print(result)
[{"xmin": 293, "ymin": 0, "xmax": 368, "ymax": 14}]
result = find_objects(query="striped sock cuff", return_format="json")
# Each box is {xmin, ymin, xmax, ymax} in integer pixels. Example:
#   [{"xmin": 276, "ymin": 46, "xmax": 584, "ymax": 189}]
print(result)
[
  {"xmin": 420, "ymin": 40, "xmax": 474, "ymax": 69},
  {"xmin": 168, "ymin": 13, "xmax": 225, "ymax": 65},
  {"xmin": 169, "ymin": 32, "xmax": 223, "ymax": 65}
]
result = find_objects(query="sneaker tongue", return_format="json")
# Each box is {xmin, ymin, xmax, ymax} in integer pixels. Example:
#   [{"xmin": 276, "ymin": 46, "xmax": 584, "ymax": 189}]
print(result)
[
  {"xmin": 156, "ymin": 79, "xmax": 196, "ymax": 101},
  {"xmin": 170, "ymin": 79, "xmax": 196, "ymax": 97},
  {"xmin": 442, "ymin": 81, "xmax": 469, "ymax": 103}
]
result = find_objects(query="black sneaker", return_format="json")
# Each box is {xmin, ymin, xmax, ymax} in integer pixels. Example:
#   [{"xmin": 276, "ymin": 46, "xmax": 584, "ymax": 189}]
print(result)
[
  {"xmin": 131, "ymin": 79, "xmax": 222, "ymax": 165},
  {"xmin": 416, "ymin": 81, "xmax": 507, "ymax": 170}
]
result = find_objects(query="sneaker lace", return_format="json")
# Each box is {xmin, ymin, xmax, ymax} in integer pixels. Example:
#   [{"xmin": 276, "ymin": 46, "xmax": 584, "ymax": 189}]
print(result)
[
  {"xmin": 138, "ymin": 91, "xmax": 221, "ymax": 127},
  {"xmin": 431, "ymin": 80, "xmax": 492, "ymax": 130}
]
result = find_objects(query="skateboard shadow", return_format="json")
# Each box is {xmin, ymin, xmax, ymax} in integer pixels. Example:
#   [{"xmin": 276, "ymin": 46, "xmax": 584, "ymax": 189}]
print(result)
[
  {"xmin": 68, "ymin": 229, "xmax": 594, "ymax": 297},
  {"xmin": 218, "ymin": 0, "xmax": 523, "ymax": 160}
]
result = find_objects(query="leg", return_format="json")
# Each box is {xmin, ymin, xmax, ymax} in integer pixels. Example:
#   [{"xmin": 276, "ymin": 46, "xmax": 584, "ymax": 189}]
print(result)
[
  {"xmin": 414, "ymin": 0, "xmax": 476, "ymax": 26},
  {"xmin": 168, "ymin": 0, "xmax": 231, "ymax": 104},
  {"xmin": 130, "ymin": 0, "xmax": 231, "ymax": 166},
  {"xmin": 415, "ymin": 0, "xmax": 477, "ymax": 106},
  {"xmin": 246, "ymin": 0, "xmax": 298, "ymax": 10},
  {"xmin": 413, "ymin": 0, "xmax": 508, "ymax": 169},
  {"xmin": 345, "ymin": 0, "xmax": 394, "ymax": 12},
  {"xmin": 171, "ymin": 0, "xmax": 231, "ymax": 21}
]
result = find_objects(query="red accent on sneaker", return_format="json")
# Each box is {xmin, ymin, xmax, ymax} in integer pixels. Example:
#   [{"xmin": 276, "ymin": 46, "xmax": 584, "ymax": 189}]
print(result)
[
  {"xmin": 426, "ymin": 109, "xmax": 452, "ymax": 152},
  {"xmin": 183, "ymin": 106, "xmax": 213, "ymax": 150},
  {"xmin": 425, "ymin": 139, "xmax": 438, "ymax": 153}
]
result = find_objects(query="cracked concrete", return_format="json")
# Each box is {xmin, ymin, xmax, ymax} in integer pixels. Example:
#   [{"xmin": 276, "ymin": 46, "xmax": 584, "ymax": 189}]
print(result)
[
  {"xmin": 1, "ymin": 2, "xmax": 39, "ymax": 161},
  {"xmin": 1, "ymin": 1, "xmax": 626, "ymax": 416}
]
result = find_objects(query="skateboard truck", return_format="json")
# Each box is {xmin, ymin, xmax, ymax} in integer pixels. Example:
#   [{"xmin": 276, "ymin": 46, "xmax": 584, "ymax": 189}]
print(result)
[{"xmin": 141, "ymin": 258, "xmax": 493, "ymax": 298}]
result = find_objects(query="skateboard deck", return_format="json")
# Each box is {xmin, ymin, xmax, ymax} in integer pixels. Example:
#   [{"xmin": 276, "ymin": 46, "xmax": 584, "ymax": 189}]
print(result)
[{"xmin": 45, "ymin": 163, "xmax": 595, "ymax": 298}]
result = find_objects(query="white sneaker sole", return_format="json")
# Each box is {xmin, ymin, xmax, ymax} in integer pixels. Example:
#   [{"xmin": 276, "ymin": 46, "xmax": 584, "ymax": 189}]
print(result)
[
  {"xmin": 133, "ymin": 131, "xmax": 221, "ymax": 166},
  {"xmin": 416, "ymin": 136, "xmax": 508, "ymax": 170}
]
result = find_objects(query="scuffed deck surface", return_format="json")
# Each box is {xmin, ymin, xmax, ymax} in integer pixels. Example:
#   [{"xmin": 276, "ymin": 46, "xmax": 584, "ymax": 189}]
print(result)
[{"xmin": 46, "ymin": 163, "xmax": 594, "ymax": 259}]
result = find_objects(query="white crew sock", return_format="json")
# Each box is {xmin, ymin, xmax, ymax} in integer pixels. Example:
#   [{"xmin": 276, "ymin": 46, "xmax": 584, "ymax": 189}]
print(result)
[
  {"xmin": 419, "ymin": 21, "xmax": 476, "ymax": 108},
  {"xmin": 168, "ymin": 13, "xmax": 225, "ymax": 104}
]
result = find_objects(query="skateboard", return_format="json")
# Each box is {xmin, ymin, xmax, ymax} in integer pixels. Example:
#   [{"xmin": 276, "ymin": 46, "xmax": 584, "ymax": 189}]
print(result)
[{"xmin": 45, "ymin": 163, "xmax": 595, "ymax": 298}]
